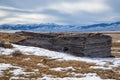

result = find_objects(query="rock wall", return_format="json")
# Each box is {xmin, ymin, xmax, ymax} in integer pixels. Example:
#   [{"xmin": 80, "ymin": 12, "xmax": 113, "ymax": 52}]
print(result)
[{"xmin": 17, "ymin": 32, "xmax": 112, "ymax": 58}]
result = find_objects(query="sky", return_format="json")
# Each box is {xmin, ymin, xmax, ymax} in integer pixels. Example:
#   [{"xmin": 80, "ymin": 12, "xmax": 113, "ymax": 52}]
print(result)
[{"xmin": 0, "ymin": 0, "xmax": 120, "ymax": 25}]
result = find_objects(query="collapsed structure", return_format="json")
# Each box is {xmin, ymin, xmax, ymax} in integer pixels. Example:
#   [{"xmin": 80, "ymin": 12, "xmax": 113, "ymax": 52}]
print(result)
[{"xmin": 16, "ymin": 32, "xmax": 112, "ymax": 58}]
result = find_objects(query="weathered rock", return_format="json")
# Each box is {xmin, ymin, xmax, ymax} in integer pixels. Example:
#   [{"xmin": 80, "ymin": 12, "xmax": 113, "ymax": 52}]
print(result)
[
  {"xmin": 0, "ymin": 42, "xmax": 3, "ymax": 47},
  {"xmin": 16, "ymin": 32, "xmax": 113, "ymax": 58}
]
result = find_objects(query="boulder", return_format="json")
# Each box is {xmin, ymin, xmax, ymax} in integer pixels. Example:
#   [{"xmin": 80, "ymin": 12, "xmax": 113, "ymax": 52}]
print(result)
[{"xmin": 17, "ymin": 32, "xmax": 113, "ymax": 58}]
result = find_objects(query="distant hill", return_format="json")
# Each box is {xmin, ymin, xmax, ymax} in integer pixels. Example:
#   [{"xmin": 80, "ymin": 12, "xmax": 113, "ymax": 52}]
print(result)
[{"xmin": 0, "ymin": 22, "xmax": 120, "ymax": 32}]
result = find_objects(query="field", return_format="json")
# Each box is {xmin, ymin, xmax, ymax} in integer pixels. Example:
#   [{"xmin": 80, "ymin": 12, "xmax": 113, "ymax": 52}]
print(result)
[
  {"xmin": 0, "ymin": 32, "xmax": 120, "ymax": 80},
  {"xmin": 105, "ymin": 33, "xmax": 120, "ymax": 57}
]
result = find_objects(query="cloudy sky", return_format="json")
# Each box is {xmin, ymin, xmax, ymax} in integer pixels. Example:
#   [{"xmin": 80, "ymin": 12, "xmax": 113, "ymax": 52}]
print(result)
[{"xmin": 0, "ymin": 0, "xmax": 120, "ymax": 25}]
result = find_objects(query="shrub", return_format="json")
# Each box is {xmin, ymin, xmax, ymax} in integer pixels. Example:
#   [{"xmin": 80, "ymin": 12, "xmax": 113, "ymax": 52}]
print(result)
[
  {"xmin": 3, "ymin": 43, "xmax": 13, "ymax": 48},
  {"xmin": 11, "ymin": 50, "xmax": 23, "ymax": 57},
  {"xmin": 0, "ymin": 39, "xmax": 13, "ymax": 48}
]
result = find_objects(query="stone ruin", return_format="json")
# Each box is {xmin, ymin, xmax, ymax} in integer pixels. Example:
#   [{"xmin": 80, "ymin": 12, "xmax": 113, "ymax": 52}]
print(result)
[{"xmin": 16, "ymin": 32, "xmax": 113, "ymax": 58}]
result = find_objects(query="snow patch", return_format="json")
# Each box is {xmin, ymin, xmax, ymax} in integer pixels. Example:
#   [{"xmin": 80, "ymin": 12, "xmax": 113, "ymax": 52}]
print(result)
[
  {"xmin": 22, "ymin": 58, "xmax": 31, "ymax": 61},
  {"xmin": 69, "ymin": 73, "xmax": 101, "ymax": 78},
  {"xmin": 90, "ymin": 66, "xmax": 112, "ymax": 70},
  {"xmin": 1, "ymin": 44, "xmax": 120, "ymax": 70},
  {"xmin": 37, "ymin": 63, "xmax": 48, "ymax": 67},
  {"xmin": 0, "ymin": 63, "xmax": 36, "ymax": 76},
  {"xmin": 0, "ymin": 48, "xmax": 14, "ymax": 55},
  {"xmin": 0, "ymin": 63, "xmax": 13, "ymax": 75},
  {"xmin": 114, "ymin": 40, "xmax": 120, "ymax": 43},
  {"xmin": 50, "ymin": 66, "xmax": 75, "ymax": 71},
  {"xmin": 39, "ymin": 73, "xmax": 102, "ymax": 80},
  {"xmin": 10, "ymin": 68, "xmax": 26, "ymax": 76}
]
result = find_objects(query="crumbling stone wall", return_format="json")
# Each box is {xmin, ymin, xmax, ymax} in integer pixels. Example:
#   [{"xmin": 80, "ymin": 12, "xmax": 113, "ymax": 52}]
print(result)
[{"xmin": 17, "ymin": 32, "xmax": 112, "ymax": 58}]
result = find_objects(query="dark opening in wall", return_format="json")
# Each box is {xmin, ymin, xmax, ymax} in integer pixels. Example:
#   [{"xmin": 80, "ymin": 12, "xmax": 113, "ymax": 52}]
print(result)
[{"xmin": 63, "ymin": 47, "xmax": 69, "ymax": 52}]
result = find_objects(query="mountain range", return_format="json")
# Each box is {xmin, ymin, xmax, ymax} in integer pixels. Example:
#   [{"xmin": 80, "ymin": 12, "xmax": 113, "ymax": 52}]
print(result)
[{"xmin": 0, "ymin": 22, "xmax": 120, "ymax": 32}]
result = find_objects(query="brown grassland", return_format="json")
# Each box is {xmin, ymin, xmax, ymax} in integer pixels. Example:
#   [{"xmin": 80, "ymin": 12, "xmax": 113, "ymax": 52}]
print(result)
[{"xmin": 0, "ymin": 32, "xmax": 120, "ymax": 80}]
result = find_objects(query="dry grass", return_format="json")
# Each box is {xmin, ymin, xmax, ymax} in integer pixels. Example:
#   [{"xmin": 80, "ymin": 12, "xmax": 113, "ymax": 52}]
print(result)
[
  {"xmin": 11, "ymin": 50, "xmax": 23, "ymax": 57},
  {"xmin": 112, "ymin": 53, "xmax": 120, "ymax": 58},
  {"xmin": 0, "ymin": 55, "xmax": 95, "ymax": 78},
  {"xmin": 105, "ymin": 33, "xmax": 120, "ymax": 58},
  {"xmin": 0, "ymin": 54, "xmax": 120, "ymax": 79},
  {"xmin": 0, "ymin": 32, "xmax": 26, "ymax": 43},
  {"xmin": 0, "ymin": 54, "xmax": 95, "ymax": 79},
  {"xmin": 94, "ymin": 69, "xmax": 120, "ymax": 79},
  {"xmin": 2, "ymin": 43, "xmax": 14, "ymax": 49},
  {"xmin": 106, "ymin": 34, "xmax": 120, "ymax": 48},
  {"xmin": 105, "ymin": 33, "xmax": 120, "ymax": 41},
  {"xmin": 0, "ymin": 32, "xmax": 120, "ymax": 79}
]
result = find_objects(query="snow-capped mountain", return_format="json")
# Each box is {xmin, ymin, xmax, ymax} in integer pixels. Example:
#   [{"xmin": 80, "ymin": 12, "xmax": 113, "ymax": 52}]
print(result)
[{"xmin": 0, "ymin": 22, "xmax": 120, "ymax": 32}]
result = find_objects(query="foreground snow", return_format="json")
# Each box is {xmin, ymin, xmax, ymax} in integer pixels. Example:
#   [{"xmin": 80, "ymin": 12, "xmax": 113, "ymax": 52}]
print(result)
[
  {"xmin": 0, "ymin": 63, "xmax": 103, "ymax": 80},
  {"xmin": 0, "ymin": 44, "xmax": 120, "ymax": 67},
  {"xmin": 0, "ymin": 63, "xmax": 35, "ymax": 76},
  {"xmin": 50, "ymin": 66, "xmax": 75, "ymax": 71},
  {"xmin": 0, "ymin": 44, "xmax": 120, "ymax": 80},
  {"xmin": 38, "ymin": 74, "xmax": 102, "ymax": 80},
  {"xmin": 0, "ymin": 63, "xmax": 13, "ymax": 76},
  {"xmin": 10, "ymin": 76, "xmax": 102, "ymax": 80}
]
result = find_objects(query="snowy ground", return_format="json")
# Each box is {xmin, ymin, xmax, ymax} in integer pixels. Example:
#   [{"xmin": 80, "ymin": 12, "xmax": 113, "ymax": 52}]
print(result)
[
  {"xmin": 0, "ymin": 44, "xmax": 120, "ymax": 80},
  {"xmin": 1, "ymin": 44, "xmax": 120, "ymax": 67}
]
